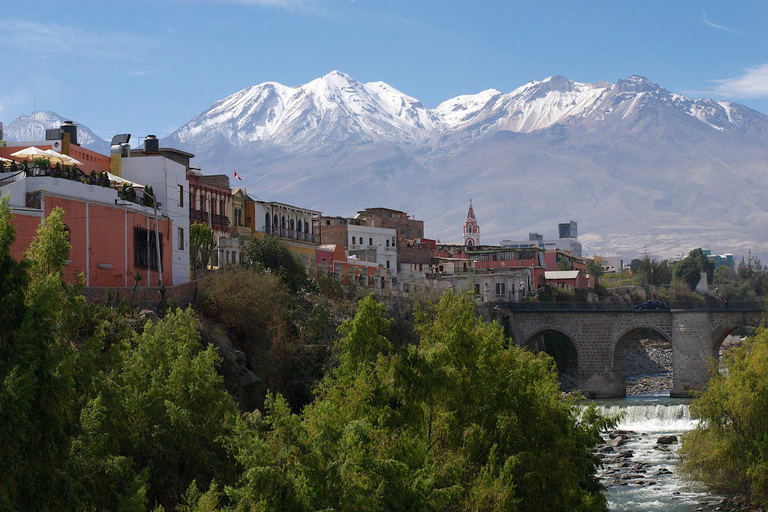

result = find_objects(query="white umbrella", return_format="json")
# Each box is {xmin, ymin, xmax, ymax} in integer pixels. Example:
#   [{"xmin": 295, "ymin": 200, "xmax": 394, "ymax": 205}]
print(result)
[
  {"xmin": 107, "ymin": 172, "xmax": 143, "ymax": 188},
  {"xmin": 43, "ymin": 149, "xmax": 83, "ymax": 167},
  {"xmin": 10, "ymin": 146, "xmax": 50, "ymax": 160}
]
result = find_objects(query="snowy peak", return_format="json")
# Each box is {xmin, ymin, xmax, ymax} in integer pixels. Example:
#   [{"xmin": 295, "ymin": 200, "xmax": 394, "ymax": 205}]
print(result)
[
  {"xmin": 615, "ymin": 75, "xmax": 662, "ymax": 93},
  {"xmin": 3, "ymin": 111, "xmax": 108, "ymax": 152},
  {"xmin": 164, "ymin": 72, "xmax": 768, "ymax": 156}
]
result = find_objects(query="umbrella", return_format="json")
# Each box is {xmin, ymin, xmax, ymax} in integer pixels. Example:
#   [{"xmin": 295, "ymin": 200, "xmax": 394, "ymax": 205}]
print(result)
[
  {"xmin": 0, "ymin": 156, "xmax": 15, "ymax": 170},
  {"xmin": 43, "ymin": 149, "xmax": 83, "ymax": 167},
  {"xmin": 106, "ymin": 172, "xmax": 143, "ymax": 188},
  {"xmin": 10, "ymin": 146, "xmax": 50, "ymax": 160}
]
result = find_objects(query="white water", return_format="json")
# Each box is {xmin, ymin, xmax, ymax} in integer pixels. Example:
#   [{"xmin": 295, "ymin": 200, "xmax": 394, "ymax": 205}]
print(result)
[{"xmin": 589, "ymin": 395, "xmax": 724, "ymax": 512}]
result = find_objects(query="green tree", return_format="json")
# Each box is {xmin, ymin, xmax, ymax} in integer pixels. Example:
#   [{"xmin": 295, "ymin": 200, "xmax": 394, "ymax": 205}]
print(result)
[
  {"xmin": 673, "ymin": 248, "xmax": 715, "ymax": 290},
  {"xmin": 96, "ymin": 308, "xmax": 240, "ymax": 509},
  {"xmin": 244, "ymin": 234, "xmax": 309, "ymax": 293},
  {"xmin": 587, "ymin": 259, "xmax": 604, "ymax": 287},
  {"xmin": 190, "ymin": 222, "xmax": 217, "ymax": 279},
  {"xmin": 629, "ymin": 251, "xmax": 671, "ymax": 287},
  {"xmin": 681, "ymin": 327, "xmax": 768, "ymax": 504},
  {"xmin": 0, "ymin": 202, "xmax": 81, "ymax": 510},
  {"xmin": 226, "ymin": 293, "xmax": 610, "ymax": 512}
]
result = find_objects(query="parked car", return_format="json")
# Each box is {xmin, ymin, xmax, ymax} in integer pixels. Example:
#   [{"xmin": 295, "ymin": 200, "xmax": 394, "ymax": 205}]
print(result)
[{"xmin": 633, "ymin": 300, "xmax": 667, "ymax": 310}]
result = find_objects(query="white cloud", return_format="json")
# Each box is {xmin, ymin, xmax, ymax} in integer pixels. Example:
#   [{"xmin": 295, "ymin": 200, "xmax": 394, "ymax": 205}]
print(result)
[
  {"xmin": 712, "ymin": 64, "xmax": 768, "ymax": 99},
  {"xmin": 702, "ymin": 11, "xmax": 738, "ymax": 34},
  {"xmin": 0, "ymin": 20, "xmax": 156, "ymax": 60},
  {"xmin": 128, "ymin": 71, "xmax": 150, "ymax": 77}
]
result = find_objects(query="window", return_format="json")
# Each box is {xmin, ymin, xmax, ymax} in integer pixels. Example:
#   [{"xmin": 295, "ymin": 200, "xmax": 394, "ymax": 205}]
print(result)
[
  {"xmin": 496, "ymin": 283, "xmax": 506, "ymax": 297},
  {"xmin": 352, "ymin": 236, "xmax": 356, "ymax": 245},
  {"xmin": 386, "ymin": 260, "xmax": 390, "ymax": 269},
  {"xmin": 369, "ymin": 237, "xmax": 373, "ymax": 246},
  {"xmin": 179, "ymin": 185, "xmax": 184, "ymax": 207},
  {"xmin": 134, "ymin": 227, "xmax": 163, "ymax": 270},
  {"xmin": 386, "ymin": 239, "xmax": 389, "ymax": 247},
  {"xmin": 178, "ymin": 227, "xmax": 184, "ymax": 250}
]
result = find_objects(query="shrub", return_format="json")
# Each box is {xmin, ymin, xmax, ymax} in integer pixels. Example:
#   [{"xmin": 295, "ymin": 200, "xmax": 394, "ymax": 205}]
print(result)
[{"xmin": 681, "ymin": 326, "xmax": 768, "ymax": 504}]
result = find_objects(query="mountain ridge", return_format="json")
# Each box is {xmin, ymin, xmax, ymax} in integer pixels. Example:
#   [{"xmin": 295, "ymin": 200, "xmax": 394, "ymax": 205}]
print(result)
[{"xmin": 4, "ymin": 72, "xmax": 767, "ymax": 259}]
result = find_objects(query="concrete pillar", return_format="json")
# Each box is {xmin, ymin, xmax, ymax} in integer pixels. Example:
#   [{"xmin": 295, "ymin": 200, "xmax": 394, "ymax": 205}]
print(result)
[{"xmin": 671, "ymin": 312, "xmax": 713, "ymax": 397}]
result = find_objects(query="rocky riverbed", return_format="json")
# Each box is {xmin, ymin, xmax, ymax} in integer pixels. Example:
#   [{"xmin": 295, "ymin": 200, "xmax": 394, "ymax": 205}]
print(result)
[
  {"xmin": 622, "ymin": 336, "xmax": 744, "ymax": 395},
  {"xmin": 598, "ymin": 427, "xmax": 763, "ymax": 512}
]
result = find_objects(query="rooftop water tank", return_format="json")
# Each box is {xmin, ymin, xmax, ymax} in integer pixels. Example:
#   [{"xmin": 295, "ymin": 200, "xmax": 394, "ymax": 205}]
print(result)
[{"xmin": 144, "ymin": 134, "xmax": 159, "ymax": 153}]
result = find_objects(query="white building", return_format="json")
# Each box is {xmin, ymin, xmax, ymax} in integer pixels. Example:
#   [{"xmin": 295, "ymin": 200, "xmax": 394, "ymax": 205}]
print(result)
[
  {"xmin": 347, "ymin": 224, "xmax": 398, "ymax": 276},
  {"xmin": 118, "ymin": 138, "xmax": 191, "ymax": 285}
]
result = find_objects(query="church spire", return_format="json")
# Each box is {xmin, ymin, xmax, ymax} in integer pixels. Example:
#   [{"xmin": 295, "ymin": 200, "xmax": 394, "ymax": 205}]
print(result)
[{"xmin": 463, "ymin": 200, "xmax": 480, "ymax": 248}]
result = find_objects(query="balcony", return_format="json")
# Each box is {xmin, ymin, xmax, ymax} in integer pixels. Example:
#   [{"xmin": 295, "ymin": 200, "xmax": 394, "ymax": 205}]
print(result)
[
  {"xmin": 265, "ymin": 226, "xmax": 316, "ymax": 243},
  {"xmin": 190, "ymin": 209, "xmax": 229, "ymax": 228}
]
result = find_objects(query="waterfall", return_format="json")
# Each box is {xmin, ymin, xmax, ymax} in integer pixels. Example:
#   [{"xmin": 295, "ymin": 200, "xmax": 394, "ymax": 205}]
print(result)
[{"xmin": 594, "ymin": 403, "xmax": 697, "ymax": 432}]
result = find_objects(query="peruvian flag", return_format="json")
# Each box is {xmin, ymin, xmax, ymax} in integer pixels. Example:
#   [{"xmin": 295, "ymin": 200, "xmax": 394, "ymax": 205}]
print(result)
[{"xmin": 234, "ymin": 171, "xmax": 242, "ymax": 181}]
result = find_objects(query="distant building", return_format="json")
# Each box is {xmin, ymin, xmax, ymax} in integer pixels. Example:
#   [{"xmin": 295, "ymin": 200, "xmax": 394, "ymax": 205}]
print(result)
[
  {"xmin": 253, "ymin": 201, "xmax": 321, "ymax": 270},
  {"xmin": 500, "ymin": 221, "xmax": 582, "ymax": 257},
  {"xmin": 703, "ymin": 250, "xmax": 734, "ymax": 269},
  {"xmin": 545, "ymin": 270, "xmax": 588, "ymax": 290},
  {"xmin": 355, "ymin": 207, "xmax": 424, "ymax": 244},
  {"xmin": 314, "ymin": 216, "xmax": 397, "ymax": 277},
  {"xmin": 596, "ymin": 255, "xmax": 624, "ymax": 274},
  {"xmin": 463, "ymin": 200, "xmax": 480, "ymax": 248}
]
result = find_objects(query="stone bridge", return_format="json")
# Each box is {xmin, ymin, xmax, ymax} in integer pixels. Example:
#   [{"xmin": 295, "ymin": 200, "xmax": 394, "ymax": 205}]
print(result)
[{"xmin": 494, "ymin": 307, "xmax": 763, "ymax": 397}]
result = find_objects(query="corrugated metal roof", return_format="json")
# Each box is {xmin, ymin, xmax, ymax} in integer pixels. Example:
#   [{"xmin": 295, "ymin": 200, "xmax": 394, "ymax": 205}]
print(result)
[{"xmin": 545, "ymin": 270, "xmax": 580, "ymax": 279}]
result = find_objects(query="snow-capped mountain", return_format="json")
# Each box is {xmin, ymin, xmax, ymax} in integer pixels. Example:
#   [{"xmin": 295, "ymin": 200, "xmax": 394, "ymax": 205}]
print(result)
[
  {"xmin": 3, "ymin": 112, "xmax": 109, "ymax": 153},
  {"xmin": 166, "ymin": 71, "xmax": 442, "ymax": 158},
  {"xmin": 161, "ymin": 71, "xmax": 768, "ymax": 259}
]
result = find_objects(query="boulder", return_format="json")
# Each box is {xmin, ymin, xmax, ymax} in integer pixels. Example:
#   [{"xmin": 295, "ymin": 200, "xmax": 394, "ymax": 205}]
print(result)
[{"xmin": 657, "ymin": 435, "xmax": 678, "ymax": 445}]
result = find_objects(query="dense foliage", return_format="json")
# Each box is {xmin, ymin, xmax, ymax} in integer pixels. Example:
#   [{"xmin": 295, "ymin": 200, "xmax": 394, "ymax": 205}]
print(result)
[
  {"xmin": 1, "ymin": 202, "xmax": 610, "ymax": 511},
  {"xmin": 681, "ymin": 327, "xmax": 768, "ymax": 504},
  {"xmin": 672, "ymin": 248, "xmax": 715, "ymax": 291},
  {"xmin": 243, "ymin": 234, "xmax": 310, "ymax": 293},
  {"xmin": 199, "ymin": 294, "xmax": 611, "ymax": 512}
]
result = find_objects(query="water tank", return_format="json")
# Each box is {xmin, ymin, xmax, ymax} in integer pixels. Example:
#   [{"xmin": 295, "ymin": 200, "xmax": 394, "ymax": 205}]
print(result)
[
  {"xmin": 144, "ymin": 134, "xmax": 159, "ymax": 153},
  {"xmin": 60, "ymin": 121, "xmax": 78, "ymax": 146}
]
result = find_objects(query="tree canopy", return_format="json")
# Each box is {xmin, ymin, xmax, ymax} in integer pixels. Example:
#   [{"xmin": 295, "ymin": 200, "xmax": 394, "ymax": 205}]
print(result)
[
  {"xmin": 243, "ymin": 234, "xmax": 310, "ymax": 293},
  {"xmin": 681, "ymin": 327, "xmax": 768, "ymax": 504}
]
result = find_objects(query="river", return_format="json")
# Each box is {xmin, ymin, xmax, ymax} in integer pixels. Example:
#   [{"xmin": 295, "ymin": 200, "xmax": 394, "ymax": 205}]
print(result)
[{"xmin": 590, "ymin": 394, "xmax": 728, "ymax": 512}]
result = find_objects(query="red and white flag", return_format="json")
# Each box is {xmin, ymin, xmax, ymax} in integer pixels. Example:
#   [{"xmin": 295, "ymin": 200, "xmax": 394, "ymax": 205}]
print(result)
[{"xmin": 234, "ymin": 171, "xmax": 242, "ymax": 181}]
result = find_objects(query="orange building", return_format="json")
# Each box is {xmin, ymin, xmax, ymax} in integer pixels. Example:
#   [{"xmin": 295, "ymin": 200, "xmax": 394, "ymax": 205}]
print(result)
[{"xmin": 5, "ymin": 175, "xmax": 172, "ymax": 288}]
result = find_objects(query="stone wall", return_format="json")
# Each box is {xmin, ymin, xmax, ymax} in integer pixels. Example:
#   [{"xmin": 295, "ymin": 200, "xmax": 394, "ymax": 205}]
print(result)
[{"xmin": 81, "ymin": 279, "xmax": 204, "ymax": 308}]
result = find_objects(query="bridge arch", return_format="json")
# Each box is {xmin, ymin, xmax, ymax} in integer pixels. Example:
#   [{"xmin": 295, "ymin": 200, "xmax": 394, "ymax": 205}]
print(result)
[
  {"xmin": 522, "ymin": 328, "xmax": 581, "ymax": 391},
  {"xmin": 611, "ymin": 325, "xmax": 673, "ymax": 396},
  {"xmin": 710, "ymin": 312, "xmax": 763, "ymax": 358}
]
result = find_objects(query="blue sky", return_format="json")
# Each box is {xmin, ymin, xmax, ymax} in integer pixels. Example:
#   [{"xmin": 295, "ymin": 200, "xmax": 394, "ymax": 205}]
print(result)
[{"xmin": 2, "ymin": 1, "xmax": 767, "ymax": 140}]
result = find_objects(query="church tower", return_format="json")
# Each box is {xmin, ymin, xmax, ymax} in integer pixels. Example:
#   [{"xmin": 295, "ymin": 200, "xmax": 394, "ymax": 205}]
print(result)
[{"xmin": 463, "ymin": 200, "xmax": 480, "ymax": 248}]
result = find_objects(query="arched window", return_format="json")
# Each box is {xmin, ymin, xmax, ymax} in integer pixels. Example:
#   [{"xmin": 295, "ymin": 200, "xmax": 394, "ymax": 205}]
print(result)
[
  {"xmin": 265, "ymin": 213, "xmax": 271, "ymax": 232},
  {"xmin": 304, "ymin": 221, "xmax": 309, "ymax": 233},
  {"xmin": 290, "ymin": 219, "xmax": 295, "ymax": 232},
  {"xmin": 281, "ymin": 216, "xmax": 286, "ymax": 229},
  {"xmin": 273, "ymin": 214, "xmax": 279, "ymax": 230},
  {"xmin": 467, "ymin": 239, "xmax": 474, "ymax": 248},
  {"xmin": 297, "ymin": 220, "xmax": 303, "ymax": 233}
]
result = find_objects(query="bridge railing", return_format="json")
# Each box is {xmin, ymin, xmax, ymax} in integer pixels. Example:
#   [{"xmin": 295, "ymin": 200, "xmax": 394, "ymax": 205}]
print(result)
[{"xmin": 498, "ymin": 300, "xmax": 765, "ymax": 312}]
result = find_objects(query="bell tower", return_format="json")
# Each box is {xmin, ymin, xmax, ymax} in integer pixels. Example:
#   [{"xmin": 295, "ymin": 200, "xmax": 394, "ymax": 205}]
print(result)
[{"xmin": 463, "ymin": 200, "xmax": 480, "ymax": 248}]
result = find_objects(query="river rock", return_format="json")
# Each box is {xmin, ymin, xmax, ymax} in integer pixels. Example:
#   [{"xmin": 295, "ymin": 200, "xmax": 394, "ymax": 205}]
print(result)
[
  {"xmin": 608, "ymin": 435, "xmax": 627, "ymax": 447},
  {"xmin": 657, "ymin": 435, "xmax": 678, "ymax": 445}
]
